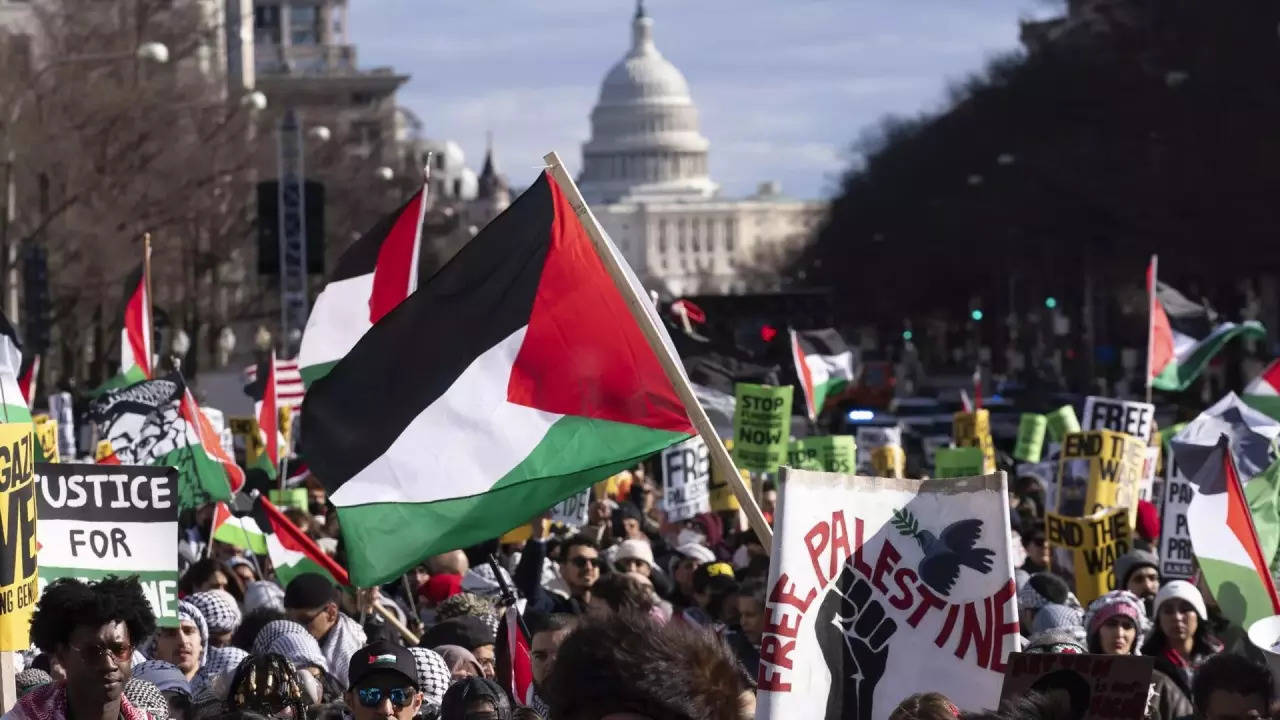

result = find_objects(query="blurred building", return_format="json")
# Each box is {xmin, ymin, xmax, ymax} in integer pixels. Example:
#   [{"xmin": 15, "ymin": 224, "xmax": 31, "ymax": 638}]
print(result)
[{"xmin": 578, "ymin": 3, "xmax": 825, "ymax": 296}]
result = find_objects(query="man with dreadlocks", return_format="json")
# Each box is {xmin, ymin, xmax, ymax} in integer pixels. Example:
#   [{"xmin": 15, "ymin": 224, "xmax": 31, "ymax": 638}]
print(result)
[
  {"xmin": 3, "ymin": 577, "xmax": 158, "ymax": 720},
  {"xmin": 225, "ymin": 654, "xmax": 312, "ymax": 720}
]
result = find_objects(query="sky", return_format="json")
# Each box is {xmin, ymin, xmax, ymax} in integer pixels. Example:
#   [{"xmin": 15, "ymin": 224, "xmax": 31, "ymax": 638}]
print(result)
[{"xmin": 350, "ymin": 0, "xmax": 1060, "ymax": 200}]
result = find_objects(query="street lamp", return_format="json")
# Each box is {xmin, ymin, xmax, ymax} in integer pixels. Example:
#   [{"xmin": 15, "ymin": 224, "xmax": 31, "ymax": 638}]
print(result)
[
  {"xmin": 241, "ymin": 91, "xmax": 268, "ymax": 112},
  {"xmin": 308, "ymin": 126, "xmax": 332, "ymax": 143},
  {"xmin": 375, "ymin": 166, "xmax": 395, "ymax": 181},
  {"xmin": 136, "ymin": 42, "xmax": 170, "ymax": 64}
]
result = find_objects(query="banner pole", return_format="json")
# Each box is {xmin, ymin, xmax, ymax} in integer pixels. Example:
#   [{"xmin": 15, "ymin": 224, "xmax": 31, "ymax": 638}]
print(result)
[
  {"xmin": 1145, "ymin": 254, "xmax": 1157, "ymax": 404},
  {"xmin": 143, "ymin": 232, "xmax": 153, "ymax": 374},
  {"xmin": 541, "ymin": 151, "xmax": 773, "ymax": 550}
]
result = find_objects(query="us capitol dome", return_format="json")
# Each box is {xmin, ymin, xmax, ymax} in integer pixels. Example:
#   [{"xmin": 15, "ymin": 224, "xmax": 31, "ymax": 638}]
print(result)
[{"xmin": 578, "ymin": 2, "xmax": 825, "ymax": 296}]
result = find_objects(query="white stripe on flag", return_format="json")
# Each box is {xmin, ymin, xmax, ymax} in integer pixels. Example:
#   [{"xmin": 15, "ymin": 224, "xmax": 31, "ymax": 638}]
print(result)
[
  {"xmin": 298, "ymin": 273, "xmax": 375, "ymax": 376},
  {"xmin": 330, "ymin": 326, "xmax": 562, "ymax": 507},
  {"xmin": 1187, "ymin": 490, "xmax": 1255, "ymax": 567}
]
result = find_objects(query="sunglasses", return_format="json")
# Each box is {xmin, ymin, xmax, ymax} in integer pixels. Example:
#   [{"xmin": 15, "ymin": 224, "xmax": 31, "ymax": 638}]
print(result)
[
  {"xmin": 68, "ymin": 641, "xmax": 133, "ymax": 664},
  {"xmin": 569, "ymin": 556, "xmax": 600, "ymax": 569},
  {"xmin": 356, "ymin": 686, "xmax": 416, "ymax": 709}
]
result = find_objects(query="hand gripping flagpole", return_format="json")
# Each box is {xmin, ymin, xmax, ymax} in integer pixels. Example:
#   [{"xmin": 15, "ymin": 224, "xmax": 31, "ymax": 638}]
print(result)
[{"xmin": 542, "ymin": 151, "xmax": 773, "ymax": 551}]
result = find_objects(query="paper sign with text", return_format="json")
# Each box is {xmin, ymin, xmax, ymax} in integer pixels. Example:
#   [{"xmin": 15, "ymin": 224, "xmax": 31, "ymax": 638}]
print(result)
[
  {"xmin": 855, "ymin": 426, "xmax": 902, "ymax": 474},
  {"xmin": 550, "ymin": 489, "xmax": 591, "ymax": 528},
  {"xmin": 661, "ymin": 437, "xmax": 711, "ymax": 523},
  {"xmin": 936, "ymin": 447, "xmax": 986, "ymax": 479},
  {"xmin": 732, "ymin": 383, "xmax": 793, "ymax": 473},
  {"xmin": 788, "ymin": 436, "xmax": 856, "ymax": 473},
  {"xmin": 756, "ymin": 469, "xmax": 1016, "ymax": 720},
  {"xmin": 999, "ymin": 652, "xmax": 1153, "ymax": 720},
  {"xmin": 1158, "ymin": 461, "xmax": 1194, "ymax": 580},
  {"xmin": 1082, "ymin": 397, "xmax": 1155, "ymax": 443},
  {"xmin": 0, "ymin": 422, "xmax": 37, "ymax": 650},
  {"xmin": 1045, "ymin": 507, "xmax": 1132, "ymax": 605},
  {"xmin": 1057, "ymin": 430, "xmax": 1146, "ymax": 529},
  {"xmin": 35, "ymin": 463, "xmax": 180, "ymax": 627}
]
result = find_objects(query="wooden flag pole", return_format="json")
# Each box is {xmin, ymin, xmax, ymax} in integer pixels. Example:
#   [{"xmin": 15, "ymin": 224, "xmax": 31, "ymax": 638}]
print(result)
[
  {"xmin": 542, "ymin": 151, "xmax": 773, "ymax": 550},
  {"xmin": 143, "ymin": 233, "xmax": 153, "ymax": 374}
]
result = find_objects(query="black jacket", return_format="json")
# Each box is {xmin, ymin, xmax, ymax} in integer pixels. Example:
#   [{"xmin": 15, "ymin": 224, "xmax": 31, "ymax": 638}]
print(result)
[{"xmin": 515, "ymin": 539, "xmax": 587, "ymax": 615}]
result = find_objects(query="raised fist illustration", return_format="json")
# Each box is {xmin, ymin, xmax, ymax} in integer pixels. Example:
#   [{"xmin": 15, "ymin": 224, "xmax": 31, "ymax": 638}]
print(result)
[{"xmin": 815, "ymin": 558, "xmax": 898, "ymax": 720}]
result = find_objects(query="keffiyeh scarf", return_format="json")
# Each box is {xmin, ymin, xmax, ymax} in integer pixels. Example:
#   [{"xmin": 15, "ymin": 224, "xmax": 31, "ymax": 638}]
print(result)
[
  {"xmin": 320, "ymin": 612, "xmax": 366, "ymax": 689},
  {"xmin": 12, "ymin": 683, "xmax": 154, "ymax": 720},
  {"xmin": 124, "ymin": 678, "xmax": 169, "ymax": 720},
  {"xmin": 188, "ymin": 590, "xmax": 242, "ymax": 635},
  {"xmin": 253, "ymin": 620, "xmax": 328, "ymax": 674},
  {"xmin": 192, "ymin": 645, "xmax": 250, "ymax": 698},
  {"xmin": 407, "ymin": 647, "xmax": 451, "ymax": 707}
]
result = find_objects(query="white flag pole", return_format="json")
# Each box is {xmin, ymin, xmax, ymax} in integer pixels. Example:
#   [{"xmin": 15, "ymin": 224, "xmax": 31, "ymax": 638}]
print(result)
[
  {"xmin": 542, "ymin": 151, "xmax": 773, "ymax": 550},
  {"xmin": 1146, "ymin": 254, "xmax": 1158, "ymax": 404}
]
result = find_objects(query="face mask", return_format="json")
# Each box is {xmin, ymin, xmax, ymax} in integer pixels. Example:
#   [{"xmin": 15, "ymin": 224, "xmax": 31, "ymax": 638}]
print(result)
[{"xmin": 677, "ymin": 528, "xmax": 706, "ymax": 547}]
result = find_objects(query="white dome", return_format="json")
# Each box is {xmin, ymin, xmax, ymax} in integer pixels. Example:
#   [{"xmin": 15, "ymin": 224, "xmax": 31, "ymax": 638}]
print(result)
[{"xmin": 579, "ymin": 3, "xmax": 717, "ymax": 205}]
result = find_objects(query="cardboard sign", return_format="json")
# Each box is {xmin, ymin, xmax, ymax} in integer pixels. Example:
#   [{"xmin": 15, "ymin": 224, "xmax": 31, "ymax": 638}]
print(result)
[
  {"xmin": 871, "ymin": 445, "xmax": 906, "ymax": 479},
  {"xmin": 0, "ymin": 422, "xmax": 37, "ymax": 650},
  {"xmin": 732, "ymin": 383, "xmax": 793, "ymax": 473},
  {"xmin": 935, "ymin": 447, "xmax": 985, "ymax": 479},
  {"xmin": 855, "ymin": 426, "xmax": 902, "ymax": 474},
  {"xmin": 35, "ymin": 463, "xmax": 180, "ymax": 627},
  {"xmin": 788, "ymin": 436, "xmax": 856, "ymax": 474},
  {"xmin": 34, "ymin": 418, "xmax": 59, "ymax": 464},
  {"xmin": 1045, "ymin": 507, "xmax": 1132, "ymax": 605},
  {"xmin": 999, "ymin": 652, "xmax": 1153, "ymax": 720},
  {"xmin": 550, "ymin": 489, "xmax": 591, "ymax": 528},
  {"xmin": 49, "ymin": 392, "xmax": 76, "ymax": 460},
  {"xmin": 661, "ymin": 437, "xmax": 711, "ymax": 523},
  {"xmin": 1082, "ymin": 397, "xmax": 1155, "ymax": 443},
  {"xmin": 1138, "ymin": 446, "xmax": 1159, "ymax": 502},
  {"xmin": 756, "ymin": 469, "xmax": 1016, "ymax": 719},
  {"xmin": 953, "ymin": 411, "xmax": 996, "ymax": 474},
  {"xmin": 1014, "ymin": 414, "xmax": 1047, "ymax": 463},
  {"xmin": 1057, "ymin": 430, "xmax": 1146, "ymax": 528},
  {"xmin": 1158, "ymin": 460, "xmax": 1194, "ymax": 580},
  {"xmin": 1047, "ymin": 405, "xmax": 1081, "ymax": 441}
]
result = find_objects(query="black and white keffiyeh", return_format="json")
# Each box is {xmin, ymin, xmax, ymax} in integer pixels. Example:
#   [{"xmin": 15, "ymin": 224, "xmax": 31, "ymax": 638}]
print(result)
[
  {"xmin": 192, "ymin": 646, "xmax": 249, "ymax": 699},
  {"xmin": 132, "ymin": 660, "xmax": 191, "ymax": 697},
  {"xmin": 407, "ymin": 647, "xmax": 451, "ymax": 708},
  {"xmin": 178, "ymin": 600, "xmax": 210, "ymax": 667},
  {"xmin": 253, "ymin": 620, "xmax": 328, "ymax": 673},
  {"xmin": 123, "ymin": 678, "xmax": 168, "ymax": 720},
  {"xmin": 188, "ymin": 590, "xmax": 242, "ymax": 635},
  {"xmin": 320, "ymin": 612, "xmax": 366, "ymax": 689}
]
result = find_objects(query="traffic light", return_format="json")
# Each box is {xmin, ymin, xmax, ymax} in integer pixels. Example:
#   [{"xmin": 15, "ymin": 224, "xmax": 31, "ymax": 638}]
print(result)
[
  {"xmin": 970, "ymin": 309, "xmax": 983, "ymax": 321},
  {"xmin": 22, "ymin": 244, "xmax": 49, "ymax": 352},
  {"xmin": 902, "ymin": 330, "xmax": 913, "ymax": 341},
  {"xmin": 1044, "ymin": 296, "xmax": 1058, "ymax": 309}
]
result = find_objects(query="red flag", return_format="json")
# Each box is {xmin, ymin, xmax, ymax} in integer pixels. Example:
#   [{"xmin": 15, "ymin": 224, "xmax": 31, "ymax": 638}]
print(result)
[
  {"xmin": 258, "ymin": 352, "xmax": 279, "ymax": 471},
  {"xmin": 18, "ymin": 354, "xmax": 38, "ymax": 405},
  {"xmin": 495, "ymin": 605, "xmax": 534, "ymax": 706}
]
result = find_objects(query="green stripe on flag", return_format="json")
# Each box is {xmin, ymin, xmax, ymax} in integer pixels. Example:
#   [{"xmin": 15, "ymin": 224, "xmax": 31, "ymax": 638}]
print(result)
[
  {"xmin": 1247, "ymin": 458, "xmax": 1280, "ymax": 570},
  {"xmin": 1245, "ymin": 395, "xmax": 1280, "ymax": 423},
  {"xmin": 300, "ymin": 360, "xmax": 339, "ymax": 389},
  {"xmin": 275, "ymin": 556, "xmax": 341, "ymax": 589},
  {"xmin": 1152, "ymin": 323, "xmax": 1266, "ymax": 391},
  {"xmin": 336, "ymin": 415, "xmax": 689, "ymax": 587},
  {"xmin": 161, "ymin": 443, "xmax": 234, "ymax": 511},
  {"xmin": 1197, "ymin": 556, "xmax": 1278, "ymax": 627},
  {"xmin": 90, "ymin": 365, "xmax": 149, "ymax": 398},
  {"xmin": 213, "ymin": 519, "xmax": 268, "ymax": 555}
]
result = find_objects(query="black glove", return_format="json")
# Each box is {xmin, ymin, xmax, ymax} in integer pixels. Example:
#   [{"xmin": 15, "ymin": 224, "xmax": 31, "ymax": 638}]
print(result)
[{"xmin": 815, "ymin": 558, "xmax": 898, "ymax": 720}]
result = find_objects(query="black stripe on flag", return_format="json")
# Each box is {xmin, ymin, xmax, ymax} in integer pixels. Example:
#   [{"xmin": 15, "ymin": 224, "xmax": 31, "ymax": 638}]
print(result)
[
  {"xmin": 793, "ymin": 328, "xmax": 849, "ymax": 357},
  {"xmin": 301, "ymin": 174, "xmax": 554, "ymax": 488},
  {"xmin": 329, "ymin": 192, "xmax": 419, "ymax": 283},
  {"xmin": 1155, "ymin": 282, "xmax": 1214, "ymax": 339}
]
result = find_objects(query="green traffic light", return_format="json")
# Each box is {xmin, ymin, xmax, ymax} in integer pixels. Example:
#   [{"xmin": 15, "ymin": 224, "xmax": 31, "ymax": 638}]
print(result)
[
  {"xmin": 971, "ymin": 309, "xmax": 983, "ymax": 321},
  {"xmin": 902, "ymin": 330, "xmax": 913, "ymax": 341},
  {"xmin": 1045, "ymin": 297, "xmax": 1058, "ymax": 309}
]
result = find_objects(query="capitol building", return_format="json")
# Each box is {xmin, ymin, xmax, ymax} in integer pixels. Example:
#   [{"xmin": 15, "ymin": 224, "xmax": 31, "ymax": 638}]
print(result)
[{"xmin": 579, "ymin": 3, "xmax": 826, "ymax": 296}]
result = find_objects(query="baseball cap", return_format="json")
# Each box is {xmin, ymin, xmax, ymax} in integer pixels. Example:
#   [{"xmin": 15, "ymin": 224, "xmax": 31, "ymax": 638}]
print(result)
[{"xmin": 348, "ymin": 641, "xmax": 418, "ymax": 689}]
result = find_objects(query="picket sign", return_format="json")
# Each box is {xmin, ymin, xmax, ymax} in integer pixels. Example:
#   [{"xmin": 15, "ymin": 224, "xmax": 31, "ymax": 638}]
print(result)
[
  {"xmin": 544, "ymin": 151, "xmax": 771, "ymax": 548},
  {"xmin": 550, "ymin": 489, "xmax": 591, "ymax": 527},
  {"xmin": 1082, "ymin": 396, "xmax": 1155, "ymax": 443},
  {"xmin": 1159, "ymin": 460, "xmax": 1194, "ymax": 580}
]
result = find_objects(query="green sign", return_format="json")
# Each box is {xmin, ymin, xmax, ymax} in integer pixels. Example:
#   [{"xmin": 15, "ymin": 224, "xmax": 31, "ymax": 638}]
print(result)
[
  {"xmin": 269, "ymin": 488, "xmax": 308, "ymax": 514},
  {"xmin": 787, "ymin": 435, "xmax": 856, "ymax": 473},
  {"xmin": 1014, "ymin": 413, "xmax": 1048, "ymax": 463},
  {"xmin": 1046, "ymin": 404, "xmax": 1081, "ymax": 441},
  {"xmin": 732, "ymin": 383, "xmax": 794, "ymax": 473},
  {"xmin": 934, "ymin": 447, "xmax": 985, "ymax": 479}
]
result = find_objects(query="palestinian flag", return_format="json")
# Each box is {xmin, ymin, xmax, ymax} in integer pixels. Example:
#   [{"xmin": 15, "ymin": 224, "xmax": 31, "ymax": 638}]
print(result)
[
  {"xmin": 302, "ymin": 172, "xmax": 695, "ymax": 587},
  {"xmin": 297, "ymin": 186, "xmax": 428, "ymax": 388},
  {"xmin": 1148, "ymin": 260, "xmax": 1264, "ymax": 392},
  {"xmin": 1186, "ymin": 437, "xmax": 1280, "ymax": 627},
  {"xmin": 1244, "ymin": 360, "xmax": 1280, "ymax": 422},
  {"xmin": 790, "ymin": 328, "xmax": 855, "ymax": 422},
  {"xmin": 18, "ymin": 353, "xmax": 38, "ymax": 407},
  {"xmin": 252, "ymin": 495, "xmax": 348, "ymax": 587},
  {"xmin": 90, "ymin": 375, "xmax": 244, "ymax": 508},
  {"xmin": 252, "ymin": 353, "xmax": 280, "ymax": 479},
  {"xmin": 494, "ymin": 605, "xmax": 534, "ymax": 707},
  {"xmin": 0, "ymin": 312, "xmax": 31, "ymax": 422},
  {"xmin": 211, "ymin": 501, "xmax": 268, "ymax": 554}
]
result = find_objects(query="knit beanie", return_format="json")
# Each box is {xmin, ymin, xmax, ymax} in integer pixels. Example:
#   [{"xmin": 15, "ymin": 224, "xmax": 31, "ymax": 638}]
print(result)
[
  {"xmin": 1018, "ymin": 572, "xmax": 1070, "ymax": 612},
  {"xmin": 1113, "ymin": 549, "xmax": 1159, "ymax": 590},
  {"xmin": 1153, "ymin": 579, "xmax": 1207, "ymax": 620},
  {"xmin": 1032, "ymin": 602, "xmax": 1085, "ymax": 637},
  {"xmin": 1083, "ymin": 590, "xmax": 1147, "ymax": 652}
]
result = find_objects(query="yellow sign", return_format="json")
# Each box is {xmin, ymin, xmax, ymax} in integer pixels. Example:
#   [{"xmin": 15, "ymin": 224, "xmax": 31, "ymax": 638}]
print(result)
[
  {"xmin": 95, "ymin": 439, "xmax": 114, "ymax": 462},
  {"xmin": 279, "ymin": 406, "xmax": 294, "ymax": 447},
  {"xmin": 871, "ymin": 445, "xmax": 905, "ymax": 478},
  {"xmin": 0, "ymin": 422, "xmax": 37, "ymax": 649},
  {"xmin": 34, "ymin": 418, "xmax": 58, "ymax": 464},
  {"xmin": 1045, "ymin": 507, "xmax": 1131, "ymax": 605},
  {"xmin": 953, "ymin": 410, "xmax": 996, "ymax": 473},
  {"xmin": 229, "ymin": 416, "xmax": 264, "ymax": 466},
  {"xmin": 499, "ymin": 519, "xmax": 549, "ymax": 545},
  {"xmin": 1057, "ymin": 430, "xmax": 1146, "ymax": 528}
]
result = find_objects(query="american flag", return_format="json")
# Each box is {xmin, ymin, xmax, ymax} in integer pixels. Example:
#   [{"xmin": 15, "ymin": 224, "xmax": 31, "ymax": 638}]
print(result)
[{"xmin": 244, "ymin": 359, "xmax": 305, "ymax": 410}]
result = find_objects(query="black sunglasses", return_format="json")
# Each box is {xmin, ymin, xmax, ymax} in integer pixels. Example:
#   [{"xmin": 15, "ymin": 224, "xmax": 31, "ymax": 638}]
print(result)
[
  {"xmin": 569, "ymin": 556, "xmax": 600, "ymax": 569},
  {"xmin": 68, "ymin": 641, "xmax": 133, "ymax": 665},
  {"xmin": 356, "ymin": 686, "xmax": 416, "ymax": 709}
]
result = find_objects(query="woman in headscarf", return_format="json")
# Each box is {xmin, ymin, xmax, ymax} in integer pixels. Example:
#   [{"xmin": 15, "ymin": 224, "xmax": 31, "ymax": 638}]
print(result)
[
  {"xmin": 439, "ymin": 677, "xmax": 512, "ymax": 720},
  {"xmin": 150, "ymin": 601, "xmax": 209, "ymax": 681},
  {"xmin": 432, "ymin": 645, "xmax": 483, "ymax": 682},
  {"xmin": 1085, "ymin": 590, "xmax": 1192, "ymax": 720},
  {"xmin": 187, "ymin": 590, "xmax": 242, "ymax": 648}
]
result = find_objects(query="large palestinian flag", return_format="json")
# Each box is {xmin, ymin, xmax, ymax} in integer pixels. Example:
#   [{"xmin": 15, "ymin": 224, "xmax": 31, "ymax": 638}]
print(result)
[
  {"xmin": 1187, "ymin": 437, "xmax": 1280, "ymax": 627},
  {"xmin": 253, "ymin": 495, "xmax": 348, "ymax": 587},
  {"xmin": 90, "ymin": 375, "xmax": 244, "ymax": 509},
  {"xmin": 297, "ymin": 187, "xmax": 428, "ymax": 388},
  {"xmin": 302, "ymin": 172, "xmax": 695, "ymax": 587},
  {"xmin": 1244, "ymin": 360, "xmax": 1280, "ymax": 422},
  {"xmin": 0, "ymin": 312, "xmax": 31, "ymax": 422},
  {"xmin": 1148, "ymin": 260, "xmax": 1264, "ymax": 391},
  {"xmin": 790, "ymin": 328, "xmax": 855, "ymax": 422}
]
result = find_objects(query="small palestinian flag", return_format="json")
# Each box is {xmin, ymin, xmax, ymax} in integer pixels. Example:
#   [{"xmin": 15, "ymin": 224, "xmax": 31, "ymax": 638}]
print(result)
[
  {"xmin": 252, "ymin": 353, "xmax": 280, "ymax": 479},
  {"xmin": 211, "ymin": 501, "xmax": 267, "ymax": 554},
  {"xmin": 1186, "ymin": 436, "xmax": 1280, "ymax": 627},
  {"xmin": 1148, "ymin": 259, "xmax": 1264, "ymax": 392},
  {"xmin": 298, "ymin": 186, "xmax": 428, "ymax": 388},
  {"xmin": 1244, "ymin": 359, "xmax": 1280, "ymax": 422},
  {"xmin": 790, "ymin": 328, "xmax": 855, "ymax": 422},
  {"xmin": 252, "ymin": 495, "xmax": 348, "ymax": 587},
  {"xmin": 495, "ymin": 605, "xmax": 534, "ymax": 707},
  {"xmin": 302, "ymin": 172, "xmax": 695, "ymax": 587},
  {"xmin": 18, "ymin": 353, "xmax": 39, "ymax": 407},
  {"xmin": 0, "ymin": 311, "xmax": 31, "ymax": 422}
]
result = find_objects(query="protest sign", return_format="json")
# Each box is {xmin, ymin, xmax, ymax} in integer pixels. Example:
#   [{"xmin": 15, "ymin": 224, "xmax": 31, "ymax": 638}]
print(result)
[
  {"xmin": 0, "ymin": 423, "xmax": 37, "ymax": 650},
  {"xmin": 871, "ymin": 445, "xmax": 906, "ymax": 479},
  {"xmin": 1014, "ymin": 414, "xmax": 1047, "ymax": 463},
  {"xmin": 1138, "ymin": 446, "xmax": 1159, "ymax": 502},
  {"xmin": 731, "ymin": 383, "xmax": 792, "ymax": 473},
  {"xmin": 756, "ymin": 468, "xmax": 1016, "ymax": 720},
  {"xmin": 229, "ymin": 416, "xmax": 264, "ymax": 464},
  {"xmin": 268, "ymin": 488, "xmax": 307, "ymax": 514},
  {"xmin": 708, "ymin": 439, "xmax": 742, "ymax": 512},
  {"xmin": 1057, "ymin": 430, "xmax": 1146, "ymax": 528},
  {"xmin": 953, "ymin": 411, "xmax": 996, "ymax": 473},
  {"xmin": 999, "ymin": 652, "xmax": 1153, "ymax": 720},
  {"xmin": 33, "ymin": 418, "xmax": 58, "ymax": 464},
  {"xmin": 788, "ymin": 436, "xmax": 856, "ymax": 473},
  {"xmin": 661, "ymin": 437, "xmax": 711, "ymax": 523},
  {"xmin": 936, "ymin": 447, "xmax": 985, "ymax": 479},
  {"xmin": 550, "ymin": 489, "xmax": 591, "ymax": 528},
  {"xmin": 923, "ymin": 435, "xmax": 951, "ymax": 469},
  {"xmin": 1047, "ymin": 405, "xmax": 1081, "ymax": 441},
  {"xmin": 49, "ymin": 392, "xmax": 76, "ymax": 460},
  {"xmin": 1045, "ymin": 507, "xmax": 1132, "ymax": 604},
  {"xmin": 1082, "ymin": 397, "xmax": 1155, "ymax": 442},
  {"xmin": 855, "ymin": 425, "xmax": 902, "ymax": 474},
  {"xmin": 1158, "ymin": 460, "xmax": 1194, "ymax": 580},
  {"xmin": 35, "ymin": 463, "xmax": 179, "ymax": 626}
]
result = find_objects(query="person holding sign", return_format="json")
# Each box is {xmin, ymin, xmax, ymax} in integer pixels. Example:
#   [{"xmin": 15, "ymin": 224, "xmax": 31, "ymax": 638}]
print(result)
[
  {"xmin": 1084, "ymin": 590, "xmax": 1193, "ymax": 720},
  {"xmin": 8, "ymin": 577, "xmax": 157, "ymax": 720}
]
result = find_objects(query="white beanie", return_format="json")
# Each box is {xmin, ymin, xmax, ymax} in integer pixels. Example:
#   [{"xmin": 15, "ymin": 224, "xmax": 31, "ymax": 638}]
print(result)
[
  {"xmin": 1153, "ymin": 579, "xmax": 1207, "ymax": 620},
  {"xmin": 614, "ymin": 538, "xmax": 656, "ymax": 569}
]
